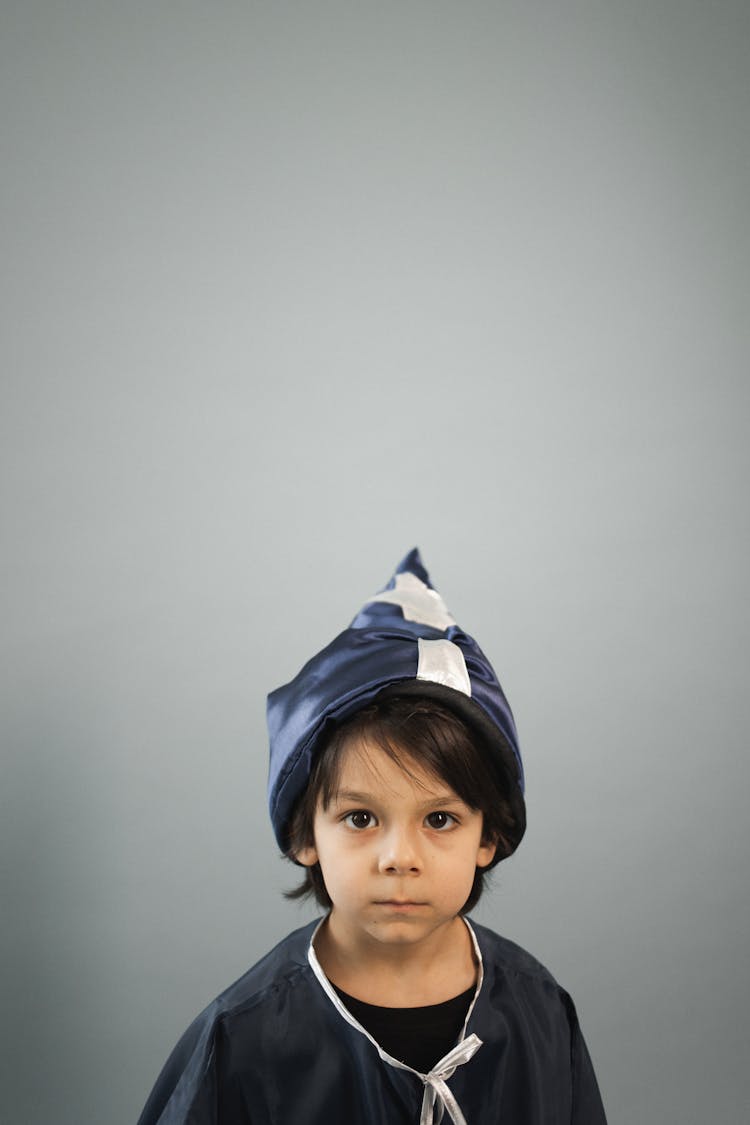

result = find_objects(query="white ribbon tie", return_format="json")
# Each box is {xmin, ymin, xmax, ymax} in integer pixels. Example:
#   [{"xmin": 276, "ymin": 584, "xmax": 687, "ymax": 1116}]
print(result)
[{"xmin": 419, "ymin": 1034, "xmax": 483, "ymax": 1125}]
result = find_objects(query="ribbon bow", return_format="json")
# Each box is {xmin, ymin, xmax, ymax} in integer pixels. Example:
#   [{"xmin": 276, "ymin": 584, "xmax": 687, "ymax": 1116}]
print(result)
[{"xmin": 419, "ymin": 1034, "xmax": 482, "ymax": 1125}]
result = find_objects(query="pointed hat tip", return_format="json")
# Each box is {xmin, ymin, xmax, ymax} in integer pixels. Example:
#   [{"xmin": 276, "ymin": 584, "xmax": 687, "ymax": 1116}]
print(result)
[{"xmin": 394, "ymin": 546, "xmax": 431, "ymax": 585}]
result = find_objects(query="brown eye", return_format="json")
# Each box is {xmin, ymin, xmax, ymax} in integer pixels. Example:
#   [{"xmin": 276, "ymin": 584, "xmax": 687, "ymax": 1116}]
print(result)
[
  {"xmin": 345, "ymin": 810, "xmax": 375, "ymax": 829},
  {"xmin": 425, "ymin": 811, "xmax": 456, "ymax": 831}
]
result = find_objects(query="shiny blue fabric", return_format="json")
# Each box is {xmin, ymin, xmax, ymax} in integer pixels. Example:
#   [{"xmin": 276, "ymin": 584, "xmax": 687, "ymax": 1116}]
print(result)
[
  {"xmin": 267, "ymin": 548, "xmax": 524, "ymax": 854},
  {"xmin": 136, "ymin": 919, "xmax": 607, "ymax": 1125}
]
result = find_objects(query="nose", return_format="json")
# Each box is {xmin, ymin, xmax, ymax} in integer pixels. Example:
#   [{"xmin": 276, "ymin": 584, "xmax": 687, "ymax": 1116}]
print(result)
[{"xmin": 377, "ymin": 824, "xmax": 422, "ymax": 875}]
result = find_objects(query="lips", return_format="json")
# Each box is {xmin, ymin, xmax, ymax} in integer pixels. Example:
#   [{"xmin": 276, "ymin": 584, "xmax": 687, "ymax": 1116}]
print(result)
[{"xmin": 375, "ymin": 900, "xmax": 426, "ymax": 908}]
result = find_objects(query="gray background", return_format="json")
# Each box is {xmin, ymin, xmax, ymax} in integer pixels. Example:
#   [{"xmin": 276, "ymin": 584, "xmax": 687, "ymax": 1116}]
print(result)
[{"xmin": 2, "ymin": 2, "xmax": 748, "ymax": 1123}]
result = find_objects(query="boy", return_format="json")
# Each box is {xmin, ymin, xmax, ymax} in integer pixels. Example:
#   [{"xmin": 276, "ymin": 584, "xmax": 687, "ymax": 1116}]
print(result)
[{"xmin": 137, "ymin": 549, "xmax": 606, "ymax": 1124}]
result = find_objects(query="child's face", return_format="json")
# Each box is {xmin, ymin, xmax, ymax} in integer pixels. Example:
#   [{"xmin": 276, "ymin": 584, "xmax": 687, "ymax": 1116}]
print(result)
[{"xmin": 296, "ymin": 736, "xmax": 496, "ymax": 952}]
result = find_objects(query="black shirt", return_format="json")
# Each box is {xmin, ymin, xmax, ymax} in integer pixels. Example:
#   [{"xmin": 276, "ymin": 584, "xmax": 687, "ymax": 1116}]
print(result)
[{"xmin": 332, "ymin": 983, "xmax": 476, "ymax": 1074}]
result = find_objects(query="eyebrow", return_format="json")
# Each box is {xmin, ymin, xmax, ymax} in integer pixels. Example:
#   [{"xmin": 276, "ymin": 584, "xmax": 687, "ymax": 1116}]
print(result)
[
  {"xmin": 332, "ymin": 788, "xmax": 467, "ymax": 809},
  {"xmin": 332, "ymin": 790, "xmax": 376, "ymax": 804}
]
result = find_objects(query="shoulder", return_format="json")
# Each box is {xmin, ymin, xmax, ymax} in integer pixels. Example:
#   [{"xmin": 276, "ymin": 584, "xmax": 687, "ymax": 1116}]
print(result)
[
  {"xmin": 463, "ymin": 922, "xmax": 607, "ymax": 1120},
  {"xmin": 468, "ymin": 918, "xmax": 565, "ymax": 989},
  {"xmin": 205, "ymin": 918, "xmax": 319, "ymax": 1021},
  {"xmin": 136, "ymin": 921, "xmax": 323, "ymax": 1124},
  {"xmin": 466, "ymin": 920, "xmax": 586, "ymax": 1049}
]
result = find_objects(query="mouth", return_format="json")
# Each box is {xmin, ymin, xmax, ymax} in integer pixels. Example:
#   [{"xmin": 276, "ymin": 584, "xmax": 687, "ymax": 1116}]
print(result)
[{"xmin": 374, "ymin": 900, "xmax": 427, "ymax": 910}]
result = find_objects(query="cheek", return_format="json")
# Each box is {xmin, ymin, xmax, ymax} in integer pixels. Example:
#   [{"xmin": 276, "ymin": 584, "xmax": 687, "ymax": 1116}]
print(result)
[
  {"xmin": 317, "ymin": 854, "xmax": 367, "ymax": 906},
  {"xmin": 431, "ymin": 844, "xmax": 481, "ymax": 895},
  {"xmin": 315, "ymin": 838, "xmax": 363, "ymax": 883}
]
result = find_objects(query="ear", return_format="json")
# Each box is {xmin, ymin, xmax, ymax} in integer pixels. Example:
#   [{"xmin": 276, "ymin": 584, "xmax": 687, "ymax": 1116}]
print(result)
[
  {"xmin": 294, "ymin": 844, "xmax": 319, "ymax": 867},
  {"xmin": 476, "ymin": 837, "xmax": 497, "ymax": 869}
]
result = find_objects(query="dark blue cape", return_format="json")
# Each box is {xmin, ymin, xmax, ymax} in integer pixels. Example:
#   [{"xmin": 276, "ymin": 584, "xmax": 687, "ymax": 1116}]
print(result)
[{"xmin": 137, "ymin": 919, "xmax": 606, "ymax": 1124}]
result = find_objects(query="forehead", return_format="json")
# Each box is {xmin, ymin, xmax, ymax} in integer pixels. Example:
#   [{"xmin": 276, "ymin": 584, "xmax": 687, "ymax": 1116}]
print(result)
[{"xmin": 325, "ymin": 734, "xmax": 458, "ymax": 802}]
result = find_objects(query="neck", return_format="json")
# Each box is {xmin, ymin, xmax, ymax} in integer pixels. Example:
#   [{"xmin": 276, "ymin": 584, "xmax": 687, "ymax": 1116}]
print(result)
[{"xmin": 313, "ymin": 914, "xmax": 478, "ymax": 1007}]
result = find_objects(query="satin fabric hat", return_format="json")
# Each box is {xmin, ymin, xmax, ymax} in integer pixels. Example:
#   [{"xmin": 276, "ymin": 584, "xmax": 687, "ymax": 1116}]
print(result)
[{"xmin": 266, "ymin": 548, "xmax": 526, "ymax": 862}]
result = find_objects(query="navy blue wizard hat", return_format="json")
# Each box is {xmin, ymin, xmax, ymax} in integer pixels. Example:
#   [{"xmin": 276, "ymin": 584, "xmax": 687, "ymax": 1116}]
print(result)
[{"xmin": 267, "ymin": 548, "xmax": 526, "ymax": 864}]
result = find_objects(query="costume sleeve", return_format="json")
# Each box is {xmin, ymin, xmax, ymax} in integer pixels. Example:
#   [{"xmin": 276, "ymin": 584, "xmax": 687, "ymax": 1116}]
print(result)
[
  {"xmin": 562, "ymin": 992, "xmax": 608, "ymax": 1125},
  {"xmin": 136, "ymin": 1011, "xmax": 221, "ymax": 1125}
]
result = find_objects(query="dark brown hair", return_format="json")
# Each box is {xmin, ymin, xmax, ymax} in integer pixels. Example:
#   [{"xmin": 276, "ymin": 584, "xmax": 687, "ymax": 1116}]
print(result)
[{"xmin": 284, "ymin": 693, "xmax": 521, "ymax": 913}]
